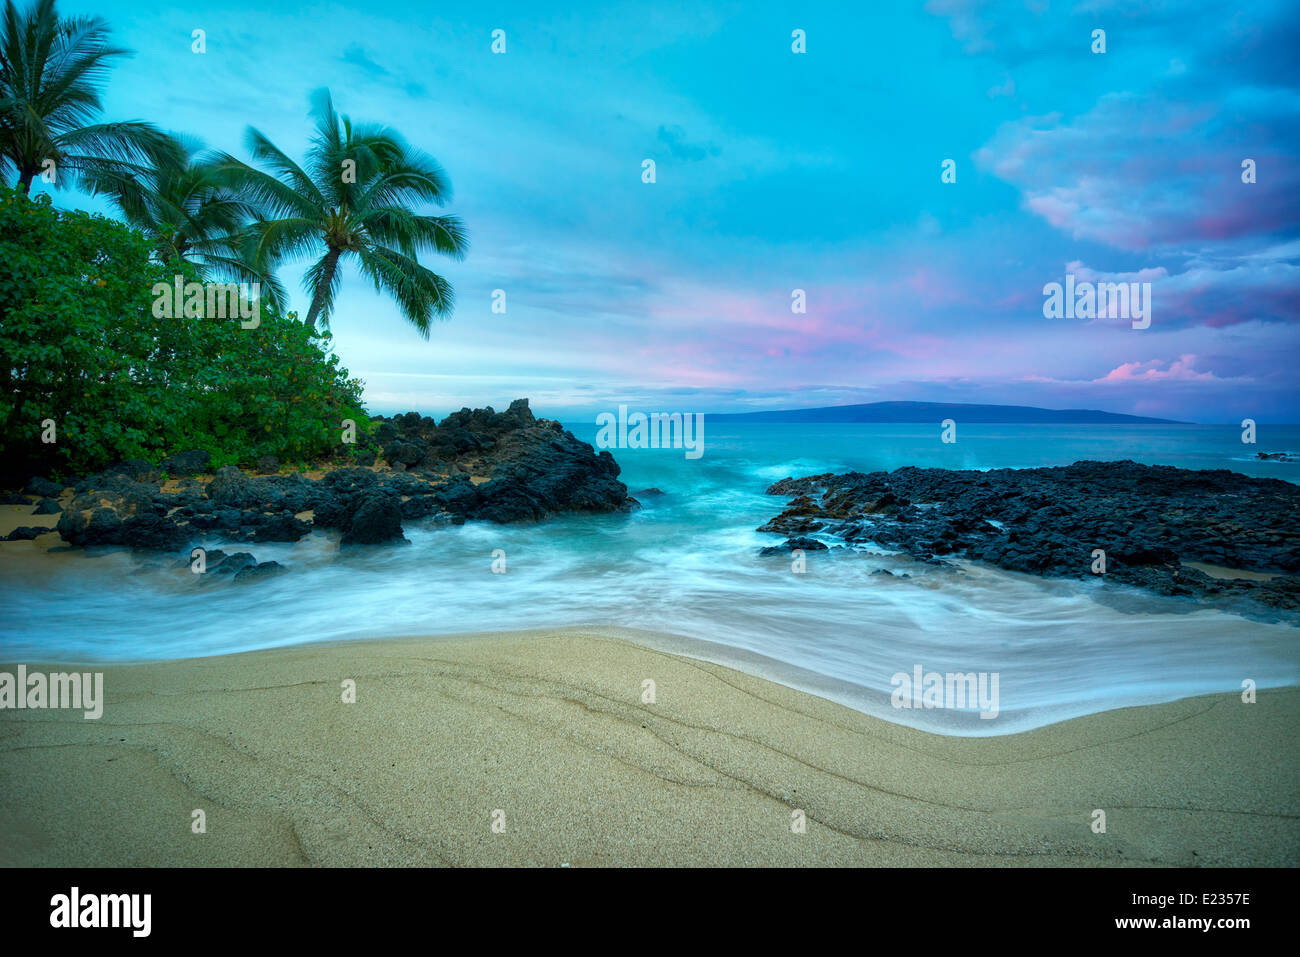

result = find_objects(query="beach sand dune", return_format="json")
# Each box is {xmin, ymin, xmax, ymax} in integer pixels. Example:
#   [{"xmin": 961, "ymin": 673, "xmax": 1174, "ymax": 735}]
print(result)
[{"xmin": 1, "ymin": 630, "xmax": 1295, "ymax": 867}]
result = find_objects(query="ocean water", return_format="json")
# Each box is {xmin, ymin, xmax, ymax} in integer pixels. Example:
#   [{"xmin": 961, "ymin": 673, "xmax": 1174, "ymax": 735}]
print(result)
[{"xmin": 1, "ymin": 422, "xmax": 1297, "ymax": 736}]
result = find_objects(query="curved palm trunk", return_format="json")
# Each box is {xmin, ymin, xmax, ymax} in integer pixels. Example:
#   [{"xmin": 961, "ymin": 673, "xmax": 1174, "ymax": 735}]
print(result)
[{"xmin": 304, "ymin": 247, "xmax": 342, "ymax": 329}]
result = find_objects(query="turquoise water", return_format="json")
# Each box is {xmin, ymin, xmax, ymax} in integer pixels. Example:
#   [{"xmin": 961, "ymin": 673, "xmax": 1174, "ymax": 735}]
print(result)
[
  {"xmin": 577, "ymin": 421, "xmax": 1300, "ymax": 485},
  {"xmin": 1, "ymin": 422, "xmax": 1297, "ymax": 735}
]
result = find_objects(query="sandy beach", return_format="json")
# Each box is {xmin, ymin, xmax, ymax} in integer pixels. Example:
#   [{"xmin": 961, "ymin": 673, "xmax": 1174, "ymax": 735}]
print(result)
[{"xmin": 1, "ymin": 629, "xmax": 1295, "ymax": 867}]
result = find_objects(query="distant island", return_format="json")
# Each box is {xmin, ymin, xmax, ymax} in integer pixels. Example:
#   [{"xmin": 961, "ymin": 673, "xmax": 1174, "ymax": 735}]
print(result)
[{"xmin": 709, "ymin": 401, "xmax": 1186, "ymax": 425}]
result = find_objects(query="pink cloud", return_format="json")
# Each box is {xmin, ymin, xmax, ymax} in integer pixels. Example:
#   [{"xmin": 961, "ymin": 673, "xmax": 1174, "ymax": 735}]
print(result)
[
  {"xmin": 976, "ymin": 97, "xmax": 1300, "ymax": 252},
  {"xmin": 1099, "ymin": 354, "xmax": 1217, "ymax": 383}
]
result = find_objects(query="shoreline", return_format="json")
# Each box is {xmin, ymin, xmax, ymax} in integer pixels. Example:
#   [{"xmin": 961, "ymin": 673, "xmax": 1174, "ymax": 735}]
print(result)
[
  {"xmin": 3, "ymin": 618, "xmax": 1294, "ymax": 737},
  {"xmin": 2, "ymin": 630, "xmax": 1296, "ymax": 867}
]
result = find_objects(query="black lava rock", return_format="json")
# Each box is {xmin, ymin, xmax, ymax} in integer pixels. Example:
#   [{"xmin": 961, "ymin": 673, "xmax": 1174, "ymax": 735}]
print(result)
[
  {"xmin": 340, "ymin": 490, "xmax": 406, "ymax": 545},
  {"xmin": 758, "ymin": 460, "xmax": 1300, "ymax": 618},
  {"xmin": 42, "ymin": 399, "xmax": 635, "ymax": 565},
  {"xmin": 233, "ymin": 560, "xmax": 286, "ymax": 583},
  {"xmin": 24, "ymin": 477, "xmax": 65, "ymax": 497}
]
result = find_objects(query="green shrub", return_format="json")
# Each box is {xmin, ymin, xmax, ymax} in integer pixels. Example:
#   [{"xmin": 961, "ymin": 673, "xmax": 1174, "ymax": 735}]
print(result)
[{"xmin": 0, "ymin": 186, "xmax": 372, "ymax": 482}]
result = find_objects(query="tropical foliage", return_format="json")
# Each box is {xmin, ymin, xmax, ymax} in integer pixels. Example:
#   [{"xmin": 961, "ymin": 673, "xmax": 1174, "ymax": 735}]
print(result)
[
  {"xmin": 0, "ymin": 0, "xmax": 179, "ymax": 192},
  {"xmin": 0, "ymin": 186, "xmax": 371, "ymax": 481},
  {"xmin": 0, "ymin": 0, "xmax": 467, "ymax": 334},
  {"xmin": 0, "ymin": 0, "xmax": 469, "ymax": 481},
  {"xmin": 217, "ymin": 88, "xmax": 467, "ymax": 333},
  {"xmin": 81, "ymin": 136, "xmax": 287, "ymax": 309}
]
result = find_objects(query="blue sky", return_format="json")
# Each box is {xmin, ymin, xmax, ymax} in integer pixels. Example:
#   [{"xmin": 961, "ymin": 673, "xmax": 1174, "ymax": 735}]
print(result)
[{"xmin": 44, "ymin": 0, "xmax": 1300, "ymax": 421}]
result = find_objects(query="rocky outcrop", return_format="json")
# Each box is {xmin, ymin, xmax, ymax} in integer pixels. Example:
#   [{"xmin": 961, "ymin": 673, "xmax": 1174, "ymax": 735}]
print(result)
[
  {"xmin": 759, "ymin": 536, "xmax": 828, "ymax": 556},
  {"xmin": 24, "ymin": 476, "xmax": 65, "ymax": 498},
  {"xmin": 760, "ymin": 460, "xmax": 1300, "ymax": 618},
  {"xmin": 338, "ymin": 489, "xmax": 405, "ymax": 546},
  {"xmin": 171, "ymin": 550, "xmax": 285, "ymax": 584},
  {"xmin": 43, "ymin": 399, "xmax": 633, "ymax": 555}
]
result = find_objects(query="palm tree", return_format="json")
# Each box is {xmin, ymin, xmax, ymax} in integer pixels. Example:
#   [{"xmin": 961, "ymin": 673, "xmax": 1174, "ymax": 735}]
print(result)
[
  {"xmin": 217, "ymin": 88, "xmax": 467, "ymax": 334},
  {"xmin": 0, "ymin": 0, "xmax": 180, "ymax": 193},
  {"xmin": 81, "ymin": 135, "xmax": 285, "ymax": 307}
]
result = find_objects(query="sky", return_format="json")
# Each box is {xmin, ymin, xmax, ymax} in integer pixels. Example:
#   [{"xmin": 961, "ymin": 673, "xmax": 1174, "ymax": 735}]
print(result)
[{"xmin": 42, "ymin": 0, "xmax": 1300, "ymax": 422}]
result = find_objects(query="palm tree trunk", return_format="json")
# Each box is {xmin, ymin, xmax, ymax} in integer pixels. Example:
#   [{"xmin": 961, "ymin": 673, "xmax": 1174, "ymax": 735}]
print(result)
[{"xmin": 304, "ymin": 248, "xmax": 342, "ymax": 329}]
